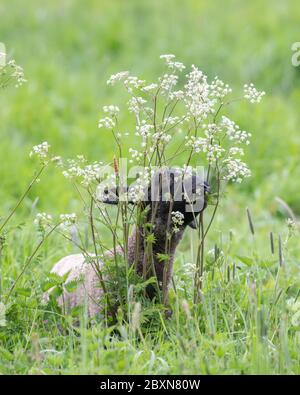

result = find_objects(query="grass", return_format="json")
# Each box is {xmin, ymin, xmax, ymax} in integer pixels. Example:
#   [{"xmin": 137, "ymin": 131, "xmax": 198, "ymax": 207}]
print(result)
[{"xmin": 1, "ymin": 0, "xmax": 300, "ymax": 374}]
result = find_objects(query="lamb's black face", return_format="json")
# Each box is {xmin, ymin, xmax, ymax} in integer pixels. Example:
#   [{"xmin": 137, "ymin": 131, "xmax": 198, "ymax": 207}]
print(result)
[
  {"xmin": 145, "ymin": 169, "xmax": 210, "ymax": 230},
  {"xmin": 152, "ymin": 188, "xmax": 209, "ymax": 230},
  {"xmin": 102, "ymin": 167, "xmax": 210, "ymax": 230}
]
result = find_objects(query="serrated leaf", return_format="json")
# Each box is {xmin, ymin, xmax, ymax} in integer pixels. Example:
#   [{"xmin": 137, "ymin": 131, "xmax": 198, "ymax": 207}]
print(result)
[
  {"xmin": 49, "ymin": 286, "xmax": 63, "ymax": 299},
  {"xmin": 47, "ymin": 271, "xmax": 70, "ymax": 286},
  {"xmin": 64, "ymin": 279, "xmax": 82, "ymax": 293},
  {"xmin": 156, "ymin": 253, "xmax": 170, "ymax": 262},
  {"xmin": 133, "ymin": 277, "xmax": 156, "ymax": 292},
  {"xmin": 47, "ymin": 272, "xmax": 64, "ymax": 284},
  {"xmin": 146, "ymin": 233, "xmax": 156, "ymax": 244},
  {"xmin": 41, "ymin": 281, "xmax": 56, "ymax": 292}
]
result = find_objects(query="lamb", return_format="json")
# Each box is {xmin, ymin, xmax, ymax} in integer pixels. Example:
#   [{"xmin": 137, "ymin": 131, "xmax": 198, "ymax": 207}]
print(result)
[{"xmin": 49, "ymin": 168, "xmax": 210, "ymax": 317}]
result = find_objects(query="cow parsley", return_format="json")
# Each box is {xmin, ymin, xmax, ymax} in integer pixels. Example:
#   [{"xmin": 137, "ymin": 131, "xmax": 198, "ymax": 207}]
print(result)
[
  {"xmin": 60, "ymin": 213, "xmax": 77, "ymax": 229},
  {"xmin": 46, "ymin": 54, "xmax": 265, "ymax": 301},
  {"xmin": 0, "ymin": 58, "xmax": 26, "ymax": 89},
  {"xmin": 171, "ymin": 211, "xmax": 185, "ymax": 233},
  {"xmin": 34, "ymin": 212, "xmax": 53, "ymax": 232},
  {"xmin": 244, "ymin": 83, "xmax": 265, "ymax": 103},
  {"xmin": 29, "ymin": 141, "xmax": 51, "ymax": 163}
]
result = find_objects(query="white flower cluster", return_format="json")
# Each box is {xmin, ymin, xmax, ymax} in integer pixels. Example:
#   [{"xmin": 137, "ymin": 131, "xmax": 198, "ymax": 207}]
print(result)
[
  {"xmin": 81, "ymin": 163, "xmax": 104, "ymax": 186},
  {"xmin": 26, "ymin": 54, "xmax": 267, "ymax": 268},
  {"xmin": 60, "ymin": 213, "xmax": 77, "ymax": 229},
  {"xmin": 228, "ymin": 147, "xmax": 244, "ymax": 156},
  {"xmin": 171, "ymin": 211, "xmax": 185, "ymax": 233},
  {"xmin": 220, "ymin": 116, "xmax": 251, "ymax": 145},
  {"xmin": 185, "ymin": 135, "xmax": 225, "ymax": 163},
  {"xmin": 159, "ymin": 73, "xmax": 178, "ymax": 94},
  {"xmin": 0, "ymin": 59, "xmax": 26, "ymax": 88},
  {"xmin": 29, "ymin": 141, "xmax": 51, "ymax": 162},
  {"xmin": 210, "ymin": 76, "xmax": 232, "ymax": 99},
  {"xmin": 153, "ymin": 130, "xmax": 172, "ymax": 145},
  {"xmin": 129, "ymin": 148, "xmax": 144, "ymax": 163},
  {"xmin": 103, "ymin": 105, "xmax": 119, "ymax": 116},
  {"xmin": 128, "ymin": 96, "xmax": 147, "ymax": 115},
  {"xmin": 184, "ymin": 116, "xmax": 252, "ymax": 181},
  {"xmin": 64, "ymin": 54, "xmax": 265, "ymax": 197},
  {"xmin": 287, "ymin": 218, "xmax": 298, "ymax": 236},
  {"xmin": 135, "ymin": 122, "xmax": 153, "ymax": 140},
  {"xmin": 8, "ymin": 60, "xmax": 27, "ymax": 87},
  {"xmin": 103, "ymin": 55, "xmax": 238, "ymax": 159},
  {"xmin": 169, "ymin": 90, "xmax": 184, "ymax": 100},
  {"xmin": 98, "ymin": 116, "xmax": 115, "ymax": 129},
  {"xmin": 34, "ymin": 212, "xmax": 53, "ymax": 231},
  {"xmin": 34, "ymin": 212, "xmax": 77, "ymax": 232},
  {"xmin": 98, "ymin": 105, "xmax": 120, "ymax": 129},
  {"xmin": 107, "ymin": 71, "xmax": 129, "ymax": 86},
  {"xmin": 184, "ymin": 65, "xmax": 216, "ymax": 120},
  {"xmin": 141, "ymin": 83, "xmax": 158, "ymax": 92},
  {"xmin": 127, "ymin": 168, "xmax": 152, "ymax": 203},
  {"xmin": 243, "ymin": 83, "xmax": 265, "ymax": 103},
  {"xmin": 160, "ymin": 54, "xmax": 185, "ymax": 72},
  {"xmin": 62, "ymin": 155, "xmax": 86, "ymax": 177},
  {"xmin": 160, "ymin": 54, "xmax": 176, "ymax": 63},
  {"xmin": 124, "ymin": 75, "xmax": 145, "ymax": 92},
  {"xmin": 107, "ymin": 71, "xmax": 146, "ymax": 94},
  {"xmin": 223, "ymin": 158, "xmax": 251, "ymax": 183},
  {"xmin": 62, "ymin": 156, "xmax": 106, "ymax": 186}
]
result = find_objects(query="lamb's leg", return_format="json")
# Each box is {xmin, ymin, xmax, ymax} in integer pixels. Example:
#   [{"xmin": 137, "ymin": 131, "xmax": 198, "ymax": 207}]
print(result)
[{"xmin": 49, "ymin": 254, "xmax": 103, "ymax": 317}]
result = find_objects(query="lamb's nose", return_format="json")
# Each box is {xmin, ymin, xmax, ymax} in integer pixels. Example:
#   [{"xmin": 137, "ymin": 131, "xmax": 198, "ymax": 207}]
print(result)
[{"xmin": 204, "ymin": 181, "xmax": 210, "ymax": 193}]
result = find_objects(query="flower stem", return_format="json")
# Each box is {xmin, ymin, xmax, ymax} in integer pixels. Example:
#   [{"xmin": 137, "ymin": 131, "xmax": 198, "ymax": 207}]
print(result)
[{"xmin": 0, "ymin": 165, "xmax": 46, "ymax": 234}]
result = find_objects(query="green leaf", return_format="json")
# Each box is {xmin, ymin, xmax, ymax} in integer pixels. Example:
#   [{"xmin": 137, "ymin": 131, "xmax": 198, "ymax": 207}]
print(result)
[
  {"xmin": 15, "ymin": 287, "xmax": 31, "ymax": 297},
  {"xmin": 49, "ymin": 286, "xmax": 63, "ymax": 299},
  {"xmin": 235, "ymin": 255, "xmax": 254, "ymax": 266},
  {"xmin": 133, "ymin": 277, "xmax": 156, "ymax": 293},
  {"xmin": 258, "ymin": 259, "xmax": 278, "ymax": 268},
  {"xmin": 146, "ymin": 233, "xmax": 156, "ymax": 244},
  {"xmin": 64, "ymin": 279, "xmax": 82, "ymax": 293},
  {"xmin": 47, "ymin": 272, "xmax": 65, "ymax": 284},
  {"xmin": 0, "ymin": 346, "xmax": 13, "ymax": 361},
  {"xmin": 45, "ymin": 271, "xmax": 70, "ymax": 286},
  {"xmin": 71, "ymin": 305, "xmax": 84, "ymax": 317},
  {"xmin": 41, "ymin": 281, "xmax": 56, "ymax": 292},
  {"xmin": 156, "ymin": 253, "xmax": 170, "ymax": 262}
]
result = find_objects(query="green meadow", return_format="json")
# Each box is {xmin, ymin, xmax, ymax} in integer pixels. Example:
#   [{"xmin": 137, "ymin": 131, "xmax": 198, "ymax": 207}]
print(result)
[{"xmin": 1, "ymin": 0, "xmax": 300, "ymax": 374}]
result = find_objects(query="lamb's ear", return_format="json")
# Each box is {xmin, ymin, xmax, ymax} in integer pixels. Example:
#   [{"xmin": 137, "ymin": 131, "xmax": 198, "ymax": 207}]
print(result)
[{"xmin": 188, "ymin": 219, "xmax": 198, "ymax": 229}]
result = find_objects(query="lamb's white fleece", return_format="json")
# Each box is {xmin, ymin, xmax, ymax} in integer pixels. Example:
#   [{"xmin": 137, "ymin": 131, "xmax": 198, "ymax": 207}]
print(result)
[{"xmin": 50, "ymin": 253, "xmax": 103, "ymax": 317}]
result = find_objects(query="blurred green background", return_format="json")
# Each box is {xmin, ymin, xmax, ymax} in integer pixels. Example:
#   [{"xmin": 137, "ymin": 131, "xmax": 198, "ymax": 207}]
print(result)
[
  {"xmin": 0, "ymin": 0, "xmax": 300, "ymax": 218},
  {"xmin": 1, "ymin": 0, "xmax": 300, "ymax": 375}
]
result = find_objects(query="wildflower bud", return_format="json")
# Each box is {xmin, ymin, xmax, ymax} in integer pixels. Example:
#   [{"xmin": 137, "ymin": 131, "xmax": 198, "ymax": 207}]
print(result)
[{"xmin": 113, "ymin": 156, "xmax": 119, "ymax": 177}]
